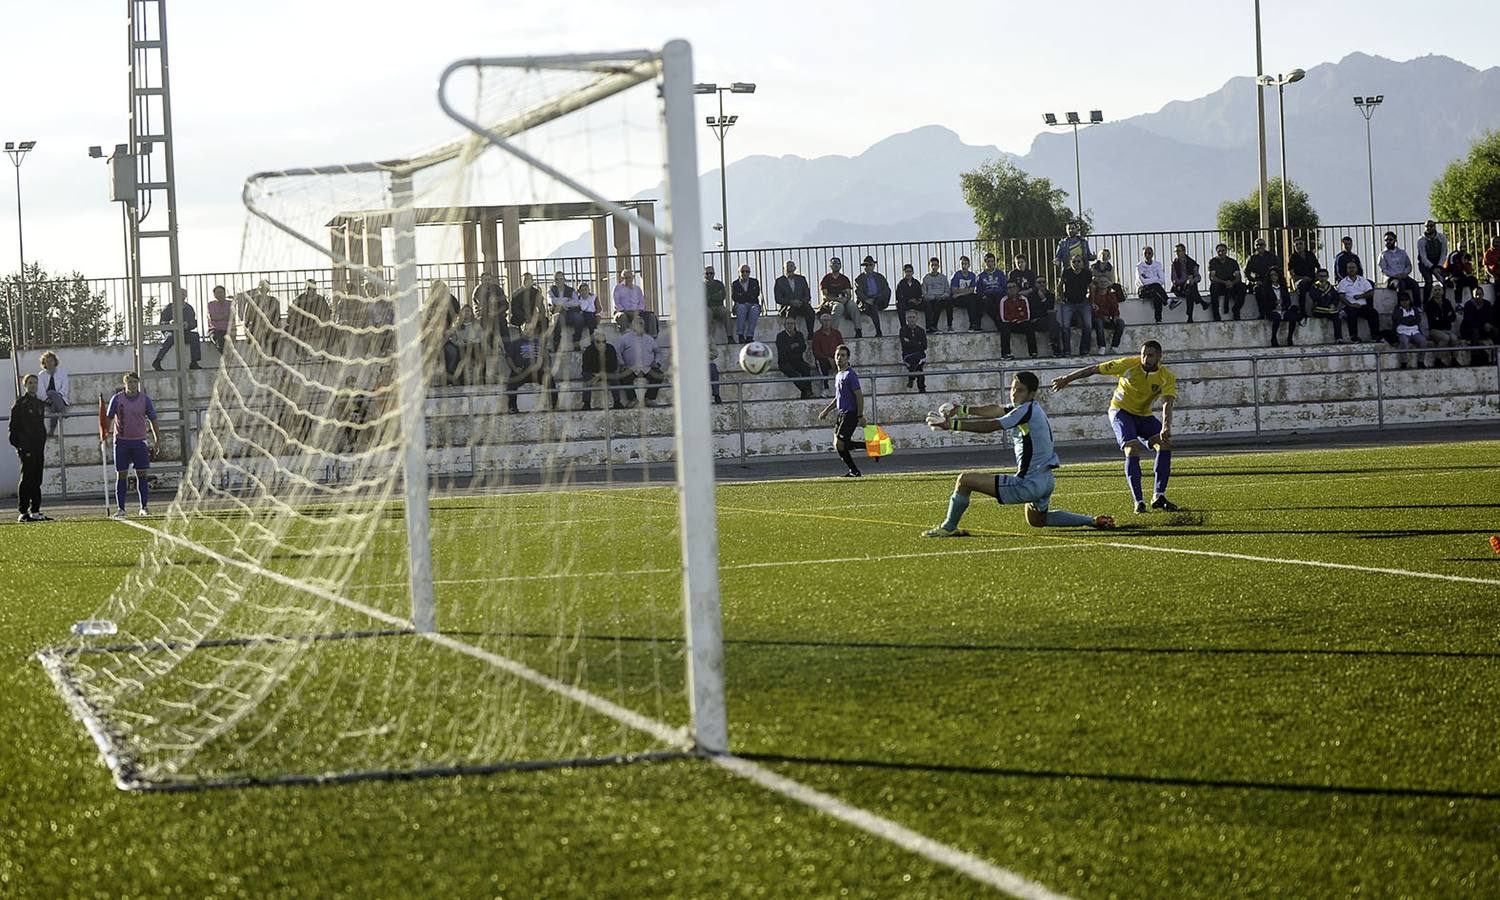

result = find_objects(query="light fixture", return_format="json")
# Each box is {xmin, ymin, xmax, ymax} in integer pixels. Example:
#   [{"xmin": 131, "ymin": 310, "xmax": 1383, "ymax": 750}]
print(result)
[
  {"xmin": 729, "ymin": 83, "xmax": 756, "ymax": 94},
  {"xmin": 693, "ymin": 83, "xmax": 717, "ymax": 95},
  {"xmin": 1089, "ymin": 110, "xmax": 1103, "ymax": 123},
  {"xmin": 1042, "ymin": 113, "xmax": 1057, "ymax": 126},
  {"xmin": 1065, "ymin": 111, "xmax": 1080, "ymax": 124}
]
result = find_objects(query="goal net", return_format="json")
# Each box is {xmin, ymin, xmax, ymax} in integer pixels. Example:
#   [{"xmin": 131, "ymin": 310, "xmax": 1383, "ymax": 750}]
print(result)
[{"xmin": 38, "ymin": 43, "xmax": 724, "ymax": 790}]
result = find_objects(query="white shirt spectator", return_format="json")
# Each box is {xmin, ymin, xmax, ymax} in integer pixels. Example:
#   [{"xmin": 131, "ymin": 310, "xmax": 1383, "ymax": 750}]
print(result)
[
  {"xmin": 1379, "ymin": 247, "xmax": 1413, "ymax": 280},
  {"xmin": 37, "ymin": 365, "xmax": 69, "ymax": 406},
  {"xmin": 613, "ymin": 281, "xmax": 645, "ymax": 314},
  {"xmin": 1136, "ymin": 259, "xmax": 1165, "ymax": 290},
  {"xmin": 1336, "ymin": 274, "xmax": 1375, "ymax": 307},
  {"xmin": 576, "ymin": 287, "xmax": 598, "ymax": 314}
]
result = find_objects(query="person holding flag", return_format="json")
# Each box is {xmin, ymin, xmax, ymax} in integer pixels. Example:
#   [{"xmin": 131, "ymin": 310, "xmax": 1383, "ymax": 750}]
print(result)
[{"xmin": 102, "ymin": 372, "xmax": 160, "ymax": 518}]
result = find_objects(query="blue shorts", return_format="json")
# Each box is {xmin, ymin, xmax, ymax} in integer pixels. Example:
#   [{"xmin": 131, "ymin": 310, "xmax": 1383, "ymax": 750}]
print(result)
[
  {"xmin": 1109, "ymin": 408, "xmax": 1162, "ymax": 450},
  {"xmin": 993, "ymin": 469, "xmax": 1055, "ymax": 511},
  {"xmin": 115, "ymin": 439, "xmax": 151, "ymax": 473}
]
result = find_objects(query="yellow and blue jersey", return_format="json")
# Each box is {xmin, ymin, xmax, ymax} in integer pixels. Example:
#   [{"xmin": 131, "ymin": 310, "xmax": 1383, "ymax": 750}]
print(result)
[{"xmin": 1097, "ymin": 356, "xmax": 1176, "ymax": 417}]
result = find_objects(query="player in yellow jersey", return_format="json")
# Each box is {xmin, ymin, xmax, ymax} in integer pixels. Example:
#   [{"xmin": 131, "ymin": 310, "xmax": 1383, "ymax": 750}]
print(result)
[{"xmin": 1052, "ymin": 340, "xmax": 1178, "ymax": 514}]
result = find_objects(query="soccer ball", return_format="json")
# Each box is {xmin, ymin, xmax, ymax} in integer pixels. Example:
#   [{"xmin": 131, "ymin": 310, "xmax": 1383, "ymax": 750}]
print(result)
[{"xmin": 739, "ymin": 341, "xmax": 774, "ymax": 375}]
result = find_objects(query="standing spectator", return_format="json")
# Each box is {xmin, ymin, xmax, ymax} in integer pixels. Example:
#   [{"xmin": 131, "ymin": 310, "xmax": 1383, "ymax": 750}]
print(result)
[
  {"xmin": 1170, "ymin": 244, "xmax": 1208, "ymax": 322},
  {"xmin": 243, "ymin": 281, "xmax": 282, "ymax": 357},
  {"xmin": 509, "ymin": 272, "xmax": 545, "ymax": 336},
  {"xmin": 454, "ymin": 304, "xmax": 484, "ymax": 385},
  {"xmin": 999, "ymin": 281, "xmax": 1037, "ymax": 360},
  {"xmin": 1378, "ymin": 232, "xmax": 1418, "ymax": 297},
  {"xmin": 899, "ymin": 308, "xmax": 928, "ymax": 392},
  {"xmin": 731, "ymin": 264, "xmax": 761, "ymax": 343},
  {"xmin": 37, "ymin": 351, "xmax": 69, "ymax": 436},
  {"xmin": 152, "ymin": 287, "xmax": 202, "ymax": 371},
  {"xmin": 893, "ymin": 262, "xmax": 923, "ymax": 326},
  {"xmin": 774, "ymin": 316, "xmax": 815, "ymax": 400},
  {"xmin": 580, "ymin": 329, "xmax": 626, "ymax": 410},
  {"xmin": 1335, "ymin": 259, "xmax": 1379, "ymax": 343},
  {"xmin": 950, "ymin": 255, "xmax": 980, "ymax": 332},
  {"xmin": 206, "ymin": 285, "xmax": 232, "ymax": 351},
  {"xmin": 818, "ymin": 257, "xmax": 858, "ymax": 335},
  {"xmin": 853, "ymin": 256, "xmax": 891, "ymax": 338},
  {"xmin": 472, "ymin": 271, "xmax": 507, "ymax": 344},
  {"xmin": 1243, "ymin": 237, "xmax": 1281, "ymax": 307},
  {"xmin": 774, "ymin": 260, "xmax": 815, "ymax": 337},
  {"xmin": 1307, "ymin": 267, "xmax": 1347, "ymax": 342},
  {"xmin": 575, "ymin": 281, "xmax": 600, "ymax": 340},
  {"xmin": 616, "ymin": 314, "xmax": 668, "ymax": 406},
  {"xmin": 9, "ymin": 373, "xmax": 48, "ymax": 522},
  {"xmin": 105, "ymin": 372, "xmax": 159, "ymax": 518},
  {"xmin": 1391, "ymin": 291, "xmax": 1428, "ymax": 369},
  {"xmin": 1484, "ymin": 236, "xmax": 1500, "ymax": 292},
  {"xmin": 1447, "ymin": 241, "xmax": 1481, "ymax": 305},
  {"xmin": 289, "ymin": 280, "xmax": 332, "ymax": 354},
  {"xmin": 429, "ymin": 283, "xmax": 463, "ymax": 387},
  {"xmin": 974, "ymin": 253, "xmax": 1008, "ymax": 333},
  {"xmin": 1259, "ymin": 269, "xmax": 1302, "ymax": 347},
  {"xmin": 816, "ymin": 344, "xmax": 864, "ymax": 478},
  {"xmin": 1008, "ymin": 254, "xmax": 1038, "ymax": 299},
  {"xmin": 1058, "ymin": 256, "xmax": 1095, "ymax": 355},
  {"xmin": 1208, "ymin": 243, "xmax": 1247, "ymax": 320},
  {"xmin": 1029, "ymin": 277, "xmax": 1062, "ymax": 357},
  {"xmin": 810, "ymin": 313, "xmax": 845, "ymax": 395},
  {"xmin": 1287, "ymin": 237, "xmax": 1320, "ymax": 314},
  {"xmin": 1423, "ymin": 283, "xmax": 1461, "ymax": 367},
  {"xmin": 1054, "ymin": 221, "xmax": 1095, "ymax": 272},
  {"xmin": 703, "ymin": 264, "xmax": 732, "ymax": 344},
  {"xmin": 503, "ymin": 321, "xmax": 558, "ymax": 412},
  {"xmin": 920, "ymin": 257, "xmax": 953, "ymax": 332},
  {"xmin": 1090, "ymin": 273, "xmax": 1127, "ymax": 354},
  {"xmin": 547, "ymin": 271, "xmax": 584, "ymax": 350},
  {"xmin": 1415, "ymin": 220, "xmax": 1449, "ymax": 302},
  {"xmin": 1136, "ymin": 247, "xmax": 1170, "ymax": 323},
  {"xmin": 1459, "ymin": 288, "xmax": 1497, "ymax": 365},
  {"xmin": 1333, "ymin": 235, "xmax": 1364, "ymax": 281},
  {"xmin": 1090, "ymin": 248, "xmax": 1115, "ymax": 283}
]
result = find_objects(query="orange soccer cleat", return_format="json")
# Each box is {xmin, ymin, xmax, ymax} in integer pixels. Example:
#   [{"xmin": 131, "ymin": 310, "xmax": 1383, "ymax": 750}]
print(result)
[{"xmin": 1490, "ymin": 535, "xmax": 1500, "ymax": 556}]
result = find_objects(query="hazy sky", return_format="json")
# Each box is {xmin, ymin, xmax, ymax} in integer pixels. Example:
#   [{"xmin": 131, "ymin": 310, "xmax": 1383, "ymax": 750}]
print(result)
[{"xmin": 2, "ymin": 0, "xmax": 1496, "ymax": 280}]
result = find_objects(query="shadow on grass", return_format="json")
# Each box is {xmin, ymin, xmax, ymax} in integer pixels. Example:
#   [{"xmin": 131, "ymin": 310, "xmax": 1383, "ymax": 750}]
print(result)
[{"xmin": 1244, "ymin": 502, "xmax": 1500, "ymax": 512}]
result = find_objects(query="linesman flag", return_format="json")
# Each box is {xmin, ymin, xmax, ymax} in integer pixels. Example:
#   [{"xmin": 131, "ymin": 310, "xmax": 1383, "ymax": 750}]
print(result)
[
  {"xmin": 98, "ymin": 393, "xmax": 110, "ymax": 443},
  {"xmin": 863, "ymin": 423, "xmax": 893, "ymax": 458}
]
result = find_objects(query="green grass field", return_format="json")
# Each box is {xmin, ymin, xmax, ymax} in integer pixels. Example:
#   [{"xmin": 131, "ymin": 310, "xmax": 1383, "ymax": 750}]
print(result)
[{"xmin": 5, "ymin": 440, "xmax": 1500, "ymax": 898}]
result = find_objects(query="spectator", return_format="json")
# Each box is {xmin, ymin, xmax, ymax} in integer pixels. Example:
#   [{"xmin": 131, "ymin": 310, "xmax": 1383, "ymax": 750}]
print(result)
[
  {"xmin": 9, "ymin": 373, "xmax": 48, "ymax": 522},
  {"xmin": 950, "ymin": 255, "xmax": 979, "ymax": 332},
  {"xmin": 1415, "ymin": 220, "xmax": 1449, "ymax": 302},
  {"xmin": 245, "ymin": 279, "xmax": 282, "ymax": 356},
  {"xmin": 1090, "ymin": 272, "xmax": 1126, "ymax": 354},
  {"xmin": 1447, "ymin": 241, "xmax": 1481, "ymax": 305},
  {"xmin": 1335, "ymin": 259, "xmax": 1379, "ymax": 343},
  {"xmin": 547, "ymin": 271, "xmax": 584, "ymax": 351},
  {"xmin": 575, "ymin": 281, "xmax": 600, "ymax": 340},
  {"xmin": 921, "ymin": 257, "xmax": 953, "ymax": 332},
  {"xmin": 429, "ymin": 283, "xmax": 462, "ymax": 386},
  {"xmin": 974, "ymin": 253, "xmax": 1008, "ymax": 333},
  {"xmin": 1029, "ymin": 277, "xmax": 1062, "ymax": 357},
  {"xmin": 503, "ymin": 321, "xmax": 558, "ymax": 412},
  {"xmin": 1243, "ymin": 237, "xmax": 1281, "ymax": 304},
  {"xmin": 1391, "ymin": 291, "xmax": 1428, "ymax": 369},
  {"xmin": 898, "ymin": 308, "xmax": 929, "ymax": 393},
  {"xmin": 580, "ymin": 329, "xmax": 626, "ymax": 410},
  {"xmin": 1459, "ymin": 288, "xmax": 1497, "ymax": 365},
  {"xmin": 731, "ymin": 264, "xmax": 761, "ymax": 343},
  {"xmin": 289, "ymin": 279, "xmax": 332, "ymax": 353},
  {"xmin": 506, "ymin": 271, "xmax": 543, "ymax": 335},
  {"xmin": 616, "ymin": 314, "xmax": 668, "ymax": 406},
  {"xmin": 472, "ymin": 271, "xmax": 507, "ymax": 344},
  {"xmin": 1484, "ymin": 236, "xmax": 1500, "ymax": 291},
  {"xmin": 999, "ymin": 281, "xmax": 1037, "ymax": 360},
  {"xmin": 1378, "ymin": 231, "xmax": 1418, "ymax": 297},
  {"xmin": 152, "ymin": 287, "xmax": 202, "ymax": 371},
  {"xmin": 611, "ymin": 269, "xmax": 655, "ymax": 336},
  {"xmin": 773, "ymin": 260, "xmax": 815, "ymax": 337},
  {"xmin": 1423, "ymin": 283, "xmax": 1461, "ymax": 367},
  {"xmin": 818, "ymin": 257, "xmax": 858, "ymax": 336},
  {"xmin": 1058, "ymin": 255, "xmax": 1095, "ymax": 356},
  {"xmin": 703, "ymin": 264, "xmax": 732, "ymax": 344},
  {"xmin": 774, "ymin": 316, "xmax": 815, "ymax": 400},
  {"xmin": 1090, "ymin": 248, "xmax": 1115, "ymax": 283},
  {"xmin": 893, "ymin": 262, "xmax": 923, "ymax": 326},
  {"xmin": 1208, "ymin": 243, "xmax": 1247, "ymax": 320},
  {"xmin": 1008, "ymin": 254, "xmax": 1038, "ymax": 299},
  {"xmin": 1259, "ymin": 269, "xmax": 1301, "ymax": 347},
  {"xmin": 708, "ymin": 347, "xmax": 723, "ymax": 405},
  {"xmin": 37, "ymin": 351, "xmax": 69, "ymax": 436},
  {"xmin": 811, "ymin": 312, "xmax": 845, "ymax": 395},
  {"xmin": 1287, "ymin": 237, "xmax": 1320, "ymax": 314},
  {"xmin": 206, "ymin": 285, "xmax": 232, "ymax": 351},
  {"xmin": 1307, "ymin": 267, "xmax": 1346, "ymax": 343},
  {"xmin": 1136, "ymin": 247, "xmax": 1170, "ymax": 323},
  {"xmin": 1333, "ymin": 235, "xmax": 1364, "ymax": 281},
  {"xmin": 455, "ymin": 304, "xmax": 484, "ymax": 385},
  {"xmin": 853, "ymin": 255, "xmax": 891, "ymax": 338},
  {"xmin": 1170, "ymin": 244, "xmax": 1208, "ymax": 322},
  {"xmin": 1054, "ymin": 221, "xmax": 1095, "ymax": 272}
]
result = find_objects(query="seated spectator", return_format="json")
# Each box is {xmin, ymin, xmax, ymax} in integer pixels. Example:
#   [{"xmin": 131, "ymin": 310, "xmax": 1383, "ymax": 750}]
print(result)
[
  {"xmin": 1058, "ymin": 256, "xmax": 1095, "ymax": 356},
  {"xmin": 1257, "ymin": 269, "xmax": 1301, "ymax": 347},
  {"xmin": 899, "ymin": 308, "xmax": 928, "ymax": 392},
  {"xmin": 580, "ymin": 329, "xmax": 626, "ymax": 410},
  {"xmin": 1459, "ymin": 289, "xmax": 1497, "ymax": 365},
  {"xmin": 731, "ymin": 264, "xmax": 761, "ymax": 343},
  {"xmin": 1415, "ymin": 220, "xmax": 1449, "ymax": 302},
  {"xmin": 817, "ymin": 257, "xmax": 858, "ymax": 335},
  {"xmin": 893, "ymin": 262, "xmax": 923, "ymax": 325},
  {"xmin": 503, "ymin": 321, "xmax": 558, "ymax": 412},
  {"xmin": 37, "ymin": 351, "xmax": 69, "ymax": 436},
  {"xmin": 1029, "ymin": 277, "xmax": 1062, "ymax": 357},
  {"xmin": 1243, "ymin": 237, "xmax": 1281, "ymax": 301},
  {"xmin": 1170, "ymin": 244, "xmax": 1208, "ymax": 322},
  {"xmin": 703, "ymin": 264, "xmax": 732, "ymax": 344},
  {"xmin": 1054, "ymin": 221, "xmax": 1094, "ymax": 271},
  {"xmin": 575, "ymin": 281, "xmax": 600, "ymax": 339},
  {"xmin": 1378, "ymin": 231, "xmax": 1418, "ymax": 297},
  {"xmin": 1447, "ymin": 241, "xmax": 1481, "ymax": 304},
  {"xmin": 921, "ymin": 257, "xmax": 953, "ymax": 332},
  {"xmin": 975, "ymin": 253, "xmax": 1008, "ymax": 333},
  {"xmin": 611, "ymin": 269, "xmax": 655, "ymax": 336},
  {"xmin": 810, "ymin": 313, "xmax": 844, "ymax": 395},
  {"xmin": 152, "ymin": 287, "xmax": 202, "ymax": 371},
  {"xmin": 1390, "ymin": 290, "xmax": 1428, "ymax": 369},
  {"xmin": 454, "ymin": 304, "xmax": 484, "ymax": 385},
  {"xmin": 1423, "ymin": 282, "xmax": 1461, "ymax": 367},
  {"xmin": 774, "ymin": 260, "xmax": 815, "ymax": 337},
  {"xmin": 1136, "ymin": 246, "xmax": 1169, "ymax": 323},
  {"xmin": 1485, "ymin": 236, "xmax": 1500, "ymax": 292},
  {"xmin": 616, "ymin": 314, "xmax": 668, "ymax": 406},
  {"xmin": 1287, "ymin": 237, "xmax": 1320, "ymax": 313},
  {"xmin": 472, "ymin": 271, "xmax": 508, "ymax": 344},
  {"xmin": 430, "ymin": 285, "xmax": 462, "ymax": 387},
  {"xmin": 1090, "ymin": 247, "xmax": 1115, "ymax": 284},
  {"xmin": 510, "ymin": 271, "xmax": 547, "ymax": 336},
  {"xmin": 1208, "ymin": 243, "xmax": 1247, "ymax": 320},
  {"xmin": 1333, "ymin": 235, "xmax": 1364, "ymax": 281},
  {"xmin": 1335, "ymin": 259, "xmax": 1379, "ymax": 343},
  {"xmin": 998, "ymin": 281, "xmax": 1037, "ymax": 360},
  {"xmin": 1306, "ymin": 267, "xmax": 1346, "ymax": 342},
  {"xmin": 547, "ymin": 271, "xmax": 584, "ymax": 350},
  {"xmin": 1089, "ymin": 273, "xmax": 1126, "ymax": 353},
  {"xmin": 774, "ymin": 316, "xmax": 815, "ymax": 400},
  {"xmin": 206, "ymin": 285, "xmax": 232, "ymax": 351},
  {"xmin": 853, "ymin": 255, "xmax": 890, "ymax": 338},
  {"xmin": 949, "ymin": 255, "xmax": 979, "ymax": 332}
]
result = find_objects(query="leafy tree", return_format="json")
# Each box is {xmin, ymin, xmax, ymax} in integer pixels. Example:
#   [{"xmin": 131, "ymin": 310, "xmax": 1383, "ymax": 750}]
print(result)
[
  {"xmin": 1, "ymin": 262, "xmax": 124, "ymax": 354},
  {"xmin": 1430, "ymin": 130, "xmax": 1500, "ymax": 222},
  {"xmin": 960, "ymin": 159, "xmax": 1087, "ymax": 243},
  {"xmin": 1215, "ymin": 177, "xmax": 1320, "ymax": 257}
]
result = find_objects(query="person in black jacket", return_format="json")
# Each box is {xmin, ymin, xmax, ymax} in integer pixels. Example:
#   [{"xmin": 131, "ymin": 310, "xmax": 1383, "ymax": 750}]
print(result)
[
  {"xmin": 10, "ymin": 374, "xmax": 49, "ymax": 522},
  {"xmin": 893, "ymin": 263, "xmax": 923, "ymax": 325},
  {"xmin": 899, "ymin": 309, "xmax": 928, "ymax": 393},
  {"xmin": 730, "ymin": 265, "xmax": 762, "ymax": 343},
  {"xmin": 774, "ymin": 317, "xmax": 815, "ymax": 399},
  {"xmin": 773, "ymin": 260, "xmax": 815, "ymax": 338},
  {"xmin": 580, "ymin": 330, "xmax": 626, "ymax": 410},
  {"xmin": 1287, "ymin": 237, "xmax": 1320, "ymax": 314},
  {"xmin": 1423, "ymin": 283, "xmax": 1461, "ymax": 367}
]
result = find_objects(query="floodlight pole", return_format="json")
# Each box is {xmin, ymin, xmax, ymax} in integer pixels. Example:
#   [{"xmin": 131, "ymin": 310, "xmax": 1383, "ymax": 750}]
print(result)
[
  {"xmin": 1042, "ymin": 114, "xmax": 1101, "ymax": 223},
  {"xmin": 1070, "ymin": 122, "xmax": 1083, "ymax": 222},
  {"xmin": 697, "ymin": 82, "xmax": 754, "ymax": 276},
  {"xmin": 5, "ymin": 141, "xmax": 35, "ymax": 396},
  {"xmin": 1258, "ymin": 70, "xmax": 1304, "ymax": 261},
  {"xmin": 1354, "ymin": 96, "xmax": 1382, "ymax": 275}
]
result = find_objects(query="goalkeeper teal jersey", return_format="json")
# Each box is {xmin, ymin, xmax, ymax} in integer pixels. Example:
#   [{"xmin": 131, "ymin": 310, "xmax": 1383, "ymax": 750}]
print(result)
[{"xmin": 997, "ymin": 400, "xmax": 1061, "ymax": 476}]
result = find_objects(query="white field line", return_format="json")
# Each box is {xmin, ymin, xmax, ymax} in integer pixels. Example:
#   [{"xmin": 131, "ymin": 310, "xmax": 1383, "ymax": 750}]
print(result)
[
  {"xmin": 1091, "ymin": 540, "xmax": 1500, "ymax": 588},
  {"xmin": 103, "ymin": 517, "xmax": 1068, "ymax": 899}
]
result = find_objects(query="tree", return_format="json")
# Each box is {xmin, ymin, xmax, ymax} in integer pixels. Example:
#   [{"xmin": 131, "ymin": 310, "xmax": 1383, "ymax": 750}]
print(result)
[
  {"xmin": 1215, "ymin": 177, "xmax": 1320, "ymax": 257},
  {"xmin": 1430, "ymin": 130, "xmax": 1500, "ymax": 222},
  {"xmin": 960, "ymin": 159, "xmax": 1086, "ymax": 244},
  {"xmin": 1, "ymin": 262, "xmax": 124, "ymax": 354}
]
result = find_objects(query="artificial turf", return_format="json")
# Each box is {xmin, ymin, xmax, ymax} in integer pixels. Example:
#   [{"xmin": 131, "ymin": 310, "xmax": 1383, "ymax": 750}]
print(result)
[{"xmin": 3, "ymin": 439, "xmax": 1499, "ymax": 897}]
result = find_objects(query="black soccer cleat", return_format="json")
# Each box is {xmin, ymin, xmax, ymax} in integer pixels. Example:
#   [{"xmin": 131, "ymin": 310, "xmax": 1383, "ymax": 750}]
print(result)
[{"xmin": 1150, "ymin": 495, "xmax": 1180, "ymax": 512}]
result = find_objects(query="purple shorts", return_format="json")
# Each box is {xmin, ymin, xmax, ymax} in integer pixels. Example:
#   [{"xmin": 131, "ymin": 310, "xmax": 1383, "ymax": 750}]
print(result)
[
  {"xmin": 1109, "ymin": 408, "xmax": 1162, "ymax": 450},
  {"xmin": 114, "ymin": 439, "xmax": 151, "ymax": 472}
]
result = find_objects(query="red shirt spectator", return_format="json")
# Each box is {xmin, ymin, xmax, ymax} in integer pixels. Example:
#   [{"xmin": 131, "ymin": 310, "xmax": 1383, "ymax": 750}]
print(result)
[
  {"xmin": 1001, "ymin": 292, "xmax": 1031, "ymax": 324},
  {"xmin": 1483, "ymin": 239, "xmax": 1500, "ymax": 282},
  {"xmin": 811, "ymin": 320, "xmax": 845, "ymax": 363},
  {"xmin": 1091, "ymin": 280, "xmax": 1124, "ymax": 318}
]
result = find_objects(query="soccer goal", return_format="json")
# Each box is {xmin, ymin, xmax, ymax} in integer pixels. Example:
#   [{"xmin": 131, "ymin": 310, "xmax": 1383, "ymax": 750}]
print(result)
[{"xmin": 38, "ymin": 42, "xmax": 726, "ymax": 790}]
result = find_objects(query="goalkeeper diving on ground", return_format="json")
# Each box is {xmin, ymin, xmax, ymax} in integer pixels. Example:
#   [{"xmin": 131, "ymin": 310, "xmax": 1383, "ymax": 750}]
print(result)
[{"xmin": 922, "ymin": 370, "xmax": 1115, "ymax": 536}]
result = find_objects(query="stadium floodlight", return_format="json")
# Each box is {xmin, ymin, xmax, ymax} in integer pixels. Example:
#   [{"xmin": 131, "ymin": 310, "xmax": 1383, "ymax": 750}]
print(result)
[
  {"xmin": 1065, "ymin": 111, "xmax": 1080, "ymax": 124},
  {"xmin": 89, "ymin": 145, "xmax": 105, "ymax": 159},
  {"xmin": 1257, "ymin": 70, "xmax": 1307, "ymax": 259},
  {"xmin": 1042, "ymin": 113, "xmax": 1057, "ymax": 126},
  {"xmin": 5, "ymin": 139, "xmax": 36, "ymax": 395},
  {"xmin": 693, "ymin": 82, "xmax": 717, "ymax": 94},
  {"xmin": 698, "ymin": 79, "xmax": 755, "ymax": 273},
  {"xmin": 1042, "ymin": 110, "xmax": 1102, "ymax": 221},
  {"xmin": 729, "ymin": 82, "xmax": 756, "ymax": 93},
  {"xmin": 1353, "ymin": 94, "xmax": 1384, "ymax": 264},
  {"xmin": 1089, "ymin": 110, "xmax": 1103, "ymax": 123}
]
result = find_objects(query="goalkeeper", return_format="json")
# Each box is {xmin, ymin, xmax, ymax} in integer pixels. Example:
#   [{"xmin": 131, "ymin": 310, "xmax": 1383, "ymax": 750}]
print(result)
[{"xmin": 922, "ymin": 371, "xmax": 1114, "ymax": 536}]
